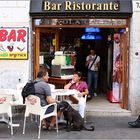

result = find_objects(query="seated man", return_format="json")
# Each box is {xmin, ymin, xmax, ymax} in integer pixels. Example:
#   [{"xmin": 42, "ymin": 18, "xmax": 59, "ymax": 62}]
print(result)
[
  {"xmin": 34, "ymin": 70, "xmax": 57, "ymax": 130},
  {"xmin": 64, "ymin": 71, "xmax": 89, "ymax": 119}
]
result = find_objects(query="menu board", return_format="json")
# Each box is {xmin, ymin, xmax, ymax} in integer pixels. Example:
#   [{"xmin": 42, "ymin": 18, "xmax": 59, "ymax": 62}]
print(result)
[{"xmin": 0, "ymin": 28, "xmax": 28, "ymax": 60}]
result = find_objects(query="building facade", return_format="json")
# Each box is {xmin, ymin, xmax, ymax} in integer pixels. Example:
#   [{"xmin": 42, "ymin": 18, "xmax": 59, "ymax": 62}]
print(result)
[
  {"xmin": 0, "ymin": 0, "xmax": 140, "ymax": 115},
  {"xmin": 129, "ymin": 0, "xmax": 140, "ymax": 114}
]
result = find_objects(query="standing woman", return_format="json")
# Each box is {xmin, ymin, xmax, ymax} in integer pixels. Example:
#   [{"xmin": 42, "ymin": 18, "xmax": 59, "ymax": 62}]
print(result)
[{"xmin": 64, "ymin": 71, "xmax": 89, "ymax": 119}]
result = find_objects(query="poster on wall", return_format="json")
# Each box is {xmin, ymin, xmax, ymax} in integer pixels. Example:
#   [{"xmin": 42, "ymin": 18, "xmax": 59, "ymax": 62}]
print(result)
[
  {"xmin": 112, "ymin": 33, "xmax": 122, "ymax": 102},
  {"xmin": 0, "ymin": 27, "xmax": 28, "ymax": 60}
]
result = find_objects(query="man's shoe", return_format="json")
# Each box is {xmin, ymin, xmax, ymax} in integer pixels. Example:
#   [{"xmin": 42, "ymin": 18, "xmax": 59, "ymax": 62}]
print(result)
[
  {"xmin": 128, "ymin": 120, "xmax": 140, "ymax": 128},
  {"xmin": 94, "ymin": 93, "xmax": 97, "ymax": 97},
  {"xmin": 137, "ymin": 115, "xmax": 140, "ymax": 120}
]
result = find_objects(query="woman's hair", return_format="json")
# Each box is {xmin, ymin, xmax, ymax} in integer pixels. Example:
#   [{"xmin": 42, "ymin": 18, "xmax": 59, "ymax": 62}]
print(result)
[
  {"xmin": 74, "ymin": 71, "xmax": 83, "ymax": 79},
  {"xmin": 37, "ymin": 70, "xmax": 48, "ymax": 78}
]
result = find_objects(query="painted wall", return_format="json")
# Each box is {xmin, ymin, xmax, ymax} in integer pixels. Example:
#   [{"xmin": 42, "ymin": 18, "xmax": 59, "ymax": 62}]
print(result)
[
  {"xmin": 0, "ymin": 0, "xmax": 31, "ymax": 89},
  {"xmin": 129, "ymin": 0, "xmax": 140, "ymax": 114}
]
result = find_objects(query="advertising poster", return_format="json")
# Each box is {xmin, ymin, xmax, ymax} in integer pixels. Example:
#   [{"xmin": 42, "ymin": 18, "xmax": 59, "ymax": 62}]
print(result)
[
  {"xmin": 112, "ymin": 33, "xmax": 122, "ymax": 102},
  {"xmin": 0, "ymin": 28, "xmax": 28, "ymax": 60}
]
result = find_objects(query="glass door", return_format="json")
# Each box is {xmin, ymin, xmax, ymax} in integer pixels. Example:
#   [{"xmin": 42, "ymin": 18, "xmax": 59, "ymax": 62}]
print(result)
[{"xmin": 34, "ymin": 28, "xmax": 59, "ymax": 78}]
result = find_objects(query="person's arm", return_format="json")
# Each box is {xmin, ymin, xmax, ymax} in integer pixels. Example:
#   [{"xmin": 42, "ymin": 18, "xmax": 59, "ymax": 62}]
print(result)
[
  {"xmin": 97, "ymin": 56, "xmax": 100, "ymax": 69},
  {"xmin": 85, "ymin": 55, "xmax": 92, "ymax": 66},
  {"xmin": 43, "ymin": 83, "xmax": 56, "ymax": 104},
  {"xmin": 64, "ymin": 80, "xmax": 75, "ymax": 89},
  {"xmin": 78, "ymin": 88, "xmax": 89, "ymax": 97},
  {"xmin": 97, "ymin": 62, "xmax": 100, "ymax": 67},
  {"xmin": 85, "ymin": 60, "xmax": 90, "ymax": 67},
  {"xmin": 46, "ymin": 96, "xmax": 56, "ymax": 104}
]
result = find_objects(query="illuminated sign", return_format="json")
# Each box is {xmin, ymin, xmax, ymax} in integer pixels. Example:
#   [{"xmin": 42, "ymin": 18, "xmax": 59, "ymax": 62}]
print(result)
[{"xmin": 0, "ymin": 28, "xmax": 28, "ymax": 60}]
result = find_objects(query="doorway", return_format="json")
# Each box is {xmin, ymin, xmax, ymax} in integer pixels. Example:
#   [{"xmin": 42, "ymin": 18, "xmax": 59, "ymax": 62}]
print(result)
[{"xmin": 33, "ymin": 26, "xmax": 129, "ymax": 109}]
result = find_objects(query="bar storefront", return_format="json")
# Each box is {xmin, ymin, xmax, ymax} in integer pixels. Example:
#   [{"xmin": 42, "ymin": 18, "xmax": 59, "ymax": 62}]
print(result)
[{"xmin": 30, "ymin": 0, "xmax": 132, "ymax": 109}]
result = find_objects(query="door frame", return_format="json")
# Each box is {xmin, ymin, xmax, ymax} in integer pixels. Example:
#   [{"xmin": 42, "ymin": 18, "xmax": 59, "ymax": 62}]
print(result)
[
  {"xmin": 33, "ymin": 27, "xmax": 59, "ymax": 78},
  {"xmin": 120, "ymin": 32, "xmax": 129, "ymax": 109},
  {"xmin": 32, "ymin": 18, "xmax": 130, "ymax": 109}
]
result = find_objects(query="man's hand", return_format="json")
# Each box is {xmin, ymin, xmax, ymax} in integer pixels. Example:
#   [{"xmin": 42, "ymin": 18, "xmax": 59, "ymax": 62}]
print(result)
[{"xmin": 47, "ymin": 96, "xmax": 56, "ymax": 104}]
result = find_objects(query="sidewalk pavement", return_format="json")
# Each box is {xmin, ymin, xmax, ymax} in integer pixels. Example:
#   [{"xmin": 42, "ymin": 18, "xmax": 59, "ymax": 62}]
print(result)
[{"xmin": 0, "ymin": 114, "xmax": 140, "ymax": 140}]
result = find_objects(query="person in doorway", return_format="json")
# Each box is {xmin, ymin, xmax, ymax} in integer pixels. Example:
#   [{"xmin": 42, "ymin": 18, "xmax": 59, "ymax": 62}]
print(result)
[
  {"xmin": 128, "ymin": 115, "xmax": 140, "ymax": 128},
  {"xmin": 85, "ymin": 49, "xmax": 100, "ymax": 100},
  {"xmin": 34, "ymin": 70, "xmax": 58, "ymax": 130},
  {"xmin": 64, "ymin": 71, "xmax": 89, "ymax": 119}
]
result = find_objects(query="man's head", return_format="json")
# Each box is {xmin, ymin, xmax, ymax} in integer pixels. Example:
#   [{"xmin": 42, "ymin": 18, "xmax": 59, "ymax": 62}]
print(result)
[
  {"xmin": 90, "ymin": 49, "xmax": 96, "ymax": 56},
  {"xmin": 37, "ymin": 70, "xmax": 49, "ymax": 82}
]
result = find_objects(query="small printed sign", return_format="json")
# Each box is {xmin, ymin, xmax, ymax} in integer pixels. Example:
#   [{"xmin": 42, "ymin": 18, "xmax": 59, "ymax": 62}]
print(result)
[
  {"xmin": 133, "ymin": 1, "xmax": 140, "ymax": 12},
  {"xmin": 0, "ymin": 28, "xmax": 28, "ymax": 60}
]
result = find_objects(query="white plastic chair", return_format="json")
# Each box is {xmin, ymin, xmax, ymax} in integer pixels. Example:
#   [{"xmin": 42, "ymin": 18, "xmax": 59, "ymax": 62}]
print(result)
[
  {"xmin": 33, "ymin": 83, "xmax": 56, "ymax": 123},
  {"xmin": 16, "ymin": 82, "xmax": 26, "ymax": 91},
  {"xmin": 48, "ymin": 83, "xmax": 55, "ymax": 92},
  {"xmin": 10, "ymin": 83, "xmax": 26, "ymax": 114},
  {"xmin": 24, "ymin": 83, "xmax": 56, "ymax": 123},
  {"xmin": 48, "ymin": 83, "xmax": 56, "ymax": 99},
  {"xmin": 0, "ymin": 93, "xmax": 13, "ymax": 135},
  {"xmin": 15, "ymin": 82, "xmax": 26, "ymax": 105},
  {"xmin": 22, "ymin": 95, "xmax": 58, "ymax": 139}
]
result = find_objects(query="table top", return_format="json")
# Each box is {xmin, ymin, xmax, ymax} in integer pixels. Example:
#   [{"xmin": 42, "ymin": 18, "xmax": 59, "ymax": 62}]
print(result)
[
  {"xmin": 52, "ymin": 89, "xmax": 78, "ymax": 96},
  {"xmin": 0, "ymin": 88, "xmax": 23, "ymax": 105},
  {"xmin": 49, "ymin": 77, "xmax": 72, "ymax": 80}
]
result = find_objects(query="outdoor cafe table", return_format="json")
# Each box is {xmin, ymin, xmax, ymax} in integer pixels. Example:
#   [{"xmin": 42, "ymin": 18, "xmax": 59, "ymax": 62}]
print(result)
[
  {"xmin": 0, "ymin": 88, "xmax": 24, "ymax": 127},
  {"xmin": 51, "ymin": 89, "xmax": 78, "ymax": 123}
]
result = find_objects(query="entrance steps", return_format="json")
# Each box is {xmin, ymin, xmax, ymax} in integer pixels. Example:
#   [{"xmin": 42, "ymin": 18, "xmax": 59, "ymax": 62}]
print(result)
[
  {"xmin": 86, "ymin": 96, "xmax": 131, "ymax": 117},
  {"xmin": 86, "ymin": 108, "xmax": 131, "ymax": 117}
]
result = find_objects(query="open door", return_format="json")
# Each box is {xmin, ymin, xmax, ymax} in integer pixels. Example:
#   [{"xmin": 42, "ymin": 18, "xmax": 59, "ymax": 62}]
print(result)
[
  {"xmin": 119, "ymin": 31, "xmax": 129, "ymax": 109},
  {"xmin": 109, "ymin": 30, "xmax": 129, "ymax": 109}
]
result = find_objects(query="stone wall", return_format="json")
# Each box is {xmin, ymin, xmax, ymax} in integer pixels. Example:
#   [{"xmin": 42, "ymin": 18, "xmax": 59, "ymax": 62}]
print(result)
[{"xmin": 129, "ymin": 0, "xmax": 140, "ymax": 115}]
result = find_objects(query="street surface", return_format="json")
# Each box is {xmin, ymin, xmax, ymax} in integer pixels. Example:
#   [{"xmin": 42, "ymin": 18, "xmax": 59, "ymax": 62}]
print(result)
[{"xmin": 0, "ymin": 114, "xmax": 140, "ymax": 140}]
